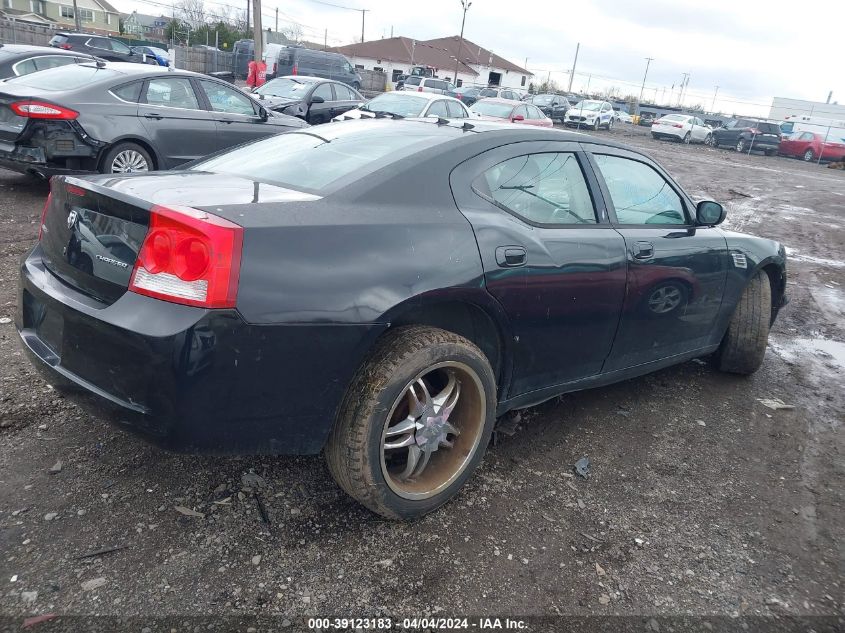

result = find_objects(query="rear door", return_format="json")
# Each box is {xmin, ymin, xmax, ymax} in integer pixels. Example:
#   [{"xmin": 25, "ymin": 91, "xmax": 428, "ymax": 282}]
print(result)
[
  {"xmin": 138, "ymin": 75, "xmax": 217, "ymax": 167},
  {"xmin": 305, "ymin": 81, "xmax": 336, "ymax": 123},
  {"xmin": 196, "ymin": 78, "xmax": 276, "ymax": 149},
  {"xmin": 450, "ymin": 141, "xmax": 628, "ymax": 396},
  {"xmin": 330, "ymin": 82, "xmax": 362, "ymax": 118},
  {"xmin": 585, "ymin": 147, "xmax": 728, "ymax": 371}
]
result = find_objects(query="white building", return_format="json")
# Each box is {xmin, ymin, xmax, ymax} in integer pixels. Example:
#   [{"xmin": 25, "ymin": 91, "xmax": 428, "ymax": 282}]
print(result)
[
  {"xmin": 332, "ymin": 35, "xmax": 531, "ymax": 90},
  {"xmin": 769, "ymin": 97, "xmax": 845, "ymax": 122}
]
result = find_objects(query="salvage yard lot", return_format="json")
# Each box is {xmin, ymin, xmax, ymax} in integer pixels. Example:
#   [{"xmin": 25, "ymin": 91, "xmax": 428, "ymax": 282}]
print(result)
[{"xmin": 0, "ymin": 124, "xmax": 842, "ymax": 622}]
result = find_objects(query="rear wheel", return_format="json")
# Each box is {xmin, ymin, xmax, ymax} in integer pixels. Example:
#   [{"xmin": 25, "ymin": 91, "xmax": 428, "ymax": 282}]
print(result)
[
  {"xmin": 607, "ymin": 118, "xmax": 614, "ymax": 130},
  {"xmin": 101, "ymin": 142, "xmax": 153, "ymax": 174},
  {"xmin": 803, "ymin": 149, "xmax": 815, "ymax": 161},
  {"xmin": 325, "ymin": 326, "xmax": 496, "ymax": 520},
  {"xmin": 705, "ymin": 133, "xmax": 713, "ymax": 146},
  {"xmin": 716, "ymin": 270, "xmax": 772, "ymax": 375},
  {"xmin": 708, "ymin": 135, "xmax": 719, "ymax": 147}
]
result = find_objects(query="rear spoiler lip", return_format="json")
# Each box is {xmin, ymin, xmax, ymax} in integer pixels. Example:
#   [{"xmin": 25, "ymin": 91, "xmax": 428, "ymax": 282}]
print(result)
[{"xmin": 56, "ymin": 174, "xmax": 156, "ymax": 213}]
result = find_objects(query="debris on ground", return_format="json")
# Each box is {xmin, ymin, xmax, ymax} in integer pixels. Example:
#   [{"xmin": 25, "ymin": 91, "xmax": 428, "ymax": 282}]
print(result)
[
  {"xmin": 241, "ymin": 472, "xmax": 266, "ymax": 490},
  {"xmin": 598, "ymin": 594, "xmax": 611, "ymax": 605},
  {"xmin": 80, "ymin": 577, "xmax": 107, "ymax": 592},
  {"xmin": 595, "ymin": 562, "xmax": 606, "ymax": 576},
  {"xmin": 574, "ymin": 456, "xmax": 591, "ymax": 479},
  {"xmin": 76, "ymin": 545, "xmax": 126, "ymax": 560},
  {"xmin": 0, "ymin": 317, "xmax": 11, "ymax": 324},
  {"xmin": 757, "ymin": 398, "xmax": 795, "ymax": 411},
  {"xmin": 728, "ymin": 188, "xmax": 752, "ymax": 198},
  {"xmin": 48, "ymin": 460, "xmax": 63, "ymax": 474},
  {"xmin": 174, "ymin": 505, "xmax": 205, "ymax": 519}
]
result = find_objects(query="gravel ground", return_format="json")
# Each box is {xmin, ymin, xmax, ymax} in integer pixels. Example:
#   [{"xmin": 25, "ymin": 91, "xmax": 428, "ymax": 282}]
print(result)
[{"xmin": 0, "ymin": 123, "xmax": 842, "ymax": 631}]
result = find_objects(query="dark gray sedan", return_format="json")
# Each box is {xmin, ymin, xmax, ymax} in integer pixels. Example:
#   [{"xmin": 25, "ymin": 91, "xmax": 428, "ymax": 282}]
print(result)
[
  {"xmin": 0, "ymin": 62, "xmax": 307, "ymax": 177},
  {"xmin": 251, "ymin": 76, "xmax": 364, "ymax": 124}
]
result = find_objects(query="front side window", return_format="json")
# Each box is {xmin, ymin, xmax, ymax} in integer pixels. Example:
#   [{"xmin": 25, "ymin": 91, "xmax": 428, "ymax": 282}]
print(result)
[
  {"xmin": 198, "ymin": 80, "xmax": 255, "ymax": 115},
  {"xmin": 593, "ymin": 154, "xmax": 686, "ymax": 225},
  {"xmin": 145, "ymin": 77, "xmax": 200, "ymax": 109},
  {"xmin": 475, "ymin": 153, "xmax": 597, "ymax": 225},
  {"xmin": 800, "ymin": 132, "xmax": 814, "ymax": 141}
]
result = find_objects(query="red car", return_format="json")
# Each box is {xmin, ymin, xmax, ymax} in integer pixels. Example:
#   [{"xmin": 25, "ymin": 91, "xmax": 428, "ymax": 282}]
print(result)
[
  {"xmin": 779, "ymin": 131, "xmax": 845, "ymax": 162},
  {"xmin": 469, "ymin": 97, "xmax": 553, "ymax": 127}
]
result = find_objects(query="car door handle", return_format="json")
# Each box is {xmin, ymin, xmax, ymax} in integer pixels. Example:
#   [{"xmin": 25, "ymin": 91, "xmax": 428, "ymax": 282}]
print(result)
[
  {"xmin": 143, "ymin": 112, "xmax": 162, "ymax": 120},
  {"xmin": 217, "ymin": 119, "xmax": 234, "ymax": 124},
  {"xmin": 632, "ymin": 241, "xmax": 654, "ymax": 260},
  {"xmin": 495, "ymin": 246, "xmax": 526, "ymax": 267}
]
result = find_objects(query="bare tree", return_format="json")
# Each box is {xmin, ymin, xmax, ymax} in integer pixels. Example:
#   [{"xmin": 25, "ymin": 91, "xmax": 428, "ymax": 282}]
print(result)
[
  {"xmin": 282, "ymin": 23, "xmax": 303, "ymax": 43},
  {"xmin": 176, "ymin": 0, "xmax": 207, "ymax": 30}
]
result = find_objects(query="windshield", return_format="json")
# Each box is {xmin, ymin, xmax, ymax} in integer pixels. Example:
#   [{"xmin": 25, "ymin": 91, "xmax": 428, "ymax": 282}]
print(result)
[
  {"xmin": 532, "ymin": 95, "xmax": 554, "ymax": 105},
  {"xmin": 360, "ymin": 93, "xmax": 428, "ymax": 116},
  {"xmin": 255, "ymin": 78, "xmax": 312, "ymax": 99},
  {"xmin": 5, "ymin": 64, "xmax": 119, "ymax": 91},
  {"xmin": 471, "ymin": 101, "xmax": 514, "ymax": 118},
  {"xmin": 572, "ymin": 101, "xmax": 602, "ymax": 111},
  {"xmin": 191, "ymin": 127, "xmax": 452, "ymax": 192}
]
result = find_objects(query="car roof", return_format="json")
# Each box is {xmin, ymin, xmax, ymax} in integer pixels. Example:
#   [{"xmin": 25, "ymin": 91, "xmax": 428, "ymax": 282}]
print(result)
[
  {"xmin": 0, "ymin": 44, "xmax": 83, "ymax": 56},
  {"xmin": 74, "ymin": 61, "xmax": 203, "ymax": 79},
  {"xmin": 276, "ymin": 75, "xmax": 323, "ymax": 83},
  {"xmin": 391, "ymin": 91, "xmax": 459, "ymax": 102},
  {"xmin": 475, "ymin": 97, "xmax": 517, "ymax": 106}
]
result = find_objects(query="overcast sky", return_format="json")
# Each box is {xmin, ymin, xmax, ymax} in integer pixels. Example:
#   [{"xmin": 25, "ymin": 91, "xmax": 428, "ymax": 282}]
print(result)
[{"xmin": 123, "ymin": 0, "xmax": 843, "ymax": 116}]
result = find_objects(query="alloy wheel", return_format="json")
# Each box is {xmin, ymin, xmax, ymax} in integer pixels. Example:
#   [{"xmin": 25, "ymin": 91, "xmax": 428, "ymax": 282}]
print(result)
[
  {"xmin": 111, "ymin": 150, "xmax": 150, "ymax": 173},
  {"xmin": 380, "ymin": 361, "xmax": 486, "ymax": 500},
  {"xmin": 648, "ymin": 285, "xmax": 684, "ymax": 314},
  {"xmin": 683, "ymin": 132, "xmax": 691, "ymax": 144},
  {"xmin": 736, "ymin": 139, "xmax": 745, "ymax": 152},
  {"xmin": 803, "ymin": 149, "xmax": 814, "ymax": 162},
  {"xmin": 705, "ymin": 134, "xmax": 713, "ymax": 146}
]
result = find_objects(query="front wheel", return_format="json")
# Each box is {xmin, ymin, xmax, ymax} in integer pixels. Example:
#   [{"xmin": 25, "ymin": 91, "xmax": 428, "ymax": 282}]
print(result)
[
  {"xmin": 352, "ymin": 81, "xmax": 361, "ymax": 91},
  {"xmin": 736, "ymin": 139, "xmax": 746, "ymax": 152},
  {"xmin": 325, "ymin": 326, "xmax": 496, "ymax": 520},
  {"xmin": 705, "ymin": 134, "xmax": 713, "ymax": 146},
  {"xmin": 592, "ymin": 119, "xmax": 600, "ymax": 131},
  {"xmin": 716, "ymin": 270, "xmax": 772, "ymax": 375},
  {"xmin": 606, "ymin": 118, "xmax": 614, "ymax": 130},
  {"xmin": 803, "ymin": 149, "xmax": 815, "ymax": 161},
  {"xmin": 682, "ymin": 132, "xmax": 691, "ymax": 144}
]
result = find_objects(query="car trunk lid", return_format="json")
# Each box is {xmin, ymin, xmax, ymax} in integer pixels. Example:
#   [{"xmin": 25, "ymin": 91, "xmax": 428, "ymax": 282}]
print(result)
[
  {"xmin": 40, "ymin": 176, "xmax": 151, "ymax": 305},
  {"xmin": 0, "ymin": 93, "xmax": 30, "ymax": 143}
]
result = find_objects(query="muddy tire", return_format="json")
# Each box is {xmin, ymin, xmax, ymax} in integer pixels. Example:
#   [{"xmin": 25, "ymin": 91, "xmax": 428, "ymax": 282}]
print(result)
[
  {"xmin": 716, "ymin": 270, "xmax": 772, "ymax": 375},
  {"xmin": 325, "ymin": 326, "xmax": 496, "ymax": 520},
  {"xmin": 101, "ymin": 142, "xmax": 153, "ymax": 174}
]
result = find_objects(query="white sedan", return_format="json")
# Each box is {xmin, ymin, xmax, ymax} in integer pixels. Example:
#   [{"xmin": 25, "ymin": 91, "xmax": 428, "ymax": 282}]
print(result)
[
  {"xmin": 615, "ymin": 110, "xmax": 633, "ymax": 124},
  {"xmin": 332, "ymin": 91, "xmax": 474, "ymax": 121},
  {"xmin": 651, "ymin": 114, "xmax": 712, "ymax": 144}
]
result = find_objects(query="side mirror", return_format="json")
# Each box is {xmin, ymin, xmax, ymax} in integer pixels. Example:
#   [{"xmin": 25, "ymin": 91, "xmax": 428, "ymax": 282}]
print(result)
[
  {"xmin": 258, "ymin": 105, "xmax": 269, "ymax": 121},
  {"xmin": 696, "ymin": 200, "xmax": 726, "ymax": 226},
  {"xmin": 512, "ymin": 114, "xmax": 525, "ymax": 122},
  {"xmin": 311, "ymin": 95, "xmax": 325, "ymax": 104}
]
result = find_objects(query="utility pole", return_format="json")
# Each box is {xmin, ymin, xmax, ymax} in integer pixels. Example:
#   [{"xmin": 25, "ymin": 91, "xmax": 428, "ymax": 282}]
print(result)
[
  {"xmin": 452, "ymin": 0, "xmax": 471, "ymax": 86},
  {"xmin": 677, "ymin": 73, "xmax": 689, "ymax": 106},
  {"xmin": 711, "ymin": 86, "xmax": 719, "ymax": 113},
  {"xmin": 324, "ymin": 29, "xmax": 327, "ymax": 50},
  {"xmin": 245, "ymin": 0, "xmax": 249, "ymax": 36},
  {"xmin": 567, "ymin": 42, "xmax": 579, "ymax": 93},
  {"xmin": 275, "ymin": 7, "xmax": 278, "ymax": 32},
  {"xmin": 636, "ymin": 57, "xmax": 653, "ymax": 114},
  {"xmin": 252, "ymin": 0, "xmax": 262, "ymax": 63},
  {"xmin": 360, "ymin": 9, "xmax": 369, "ymax": 43},
  {"xmin": 72, "ymin": 0, "xmax": 81, "ymax": 31}
]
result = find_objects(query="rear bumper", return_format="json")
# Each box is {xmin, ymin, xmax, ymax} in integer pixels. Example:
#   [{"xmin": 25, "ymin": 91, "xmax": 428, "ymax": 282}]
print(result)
[
  {"xmin": 0, "ymin": 121, "xmax": 100, "ymax": 176},
  {"xmin": 17, "ymin": 245, "xmax": 384, "ymax": 454}
]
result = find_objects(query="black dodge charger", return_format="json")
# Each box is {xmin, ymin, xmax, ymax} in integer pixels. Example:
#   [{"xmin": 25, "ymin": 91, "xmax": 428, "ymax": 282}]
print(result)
[{"xmin": 17, "ymin": 120, "xmax": 787, "ymax": 519}]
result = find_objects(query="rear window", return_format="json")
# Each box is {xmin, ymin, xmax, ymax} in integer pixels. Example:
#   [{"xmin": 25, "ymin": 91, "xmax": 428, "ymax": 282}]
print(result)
[
  {"xmin": 757, "ymin": 122, "xmax": 780, "ymax": 134},
  {"xmin": 49, "ymin": 35, "xmax": 69, "ymax": 46},
  {"xmin": 5, "ymin": 64, "xmax": 120, "ymax": 91},
  {"xmin": 192, "ymin": 127, "xmax": 452, "ymax": 193},
  {"xmin": 479, "ymin": 88, "xmax": 497, "ymax": 97},
  {"xmin": 661, "ymin": 114, "xmax": 686, "ymax": 121},
  {"xmin": 405, "ymin": 76, "xmax": 421, "ymax": 86},
  {"xmin": 471, "ymin": 101, "xmax": 514, "ymax": 118}
]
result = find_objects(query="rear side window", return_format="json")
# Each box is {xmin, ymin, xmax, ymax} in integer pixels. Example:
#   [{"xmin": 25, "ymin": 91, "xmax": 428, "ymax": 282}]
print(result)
[
  {"xmin": 145, "ymin": 77, "xmax": 200, "ymax": 109},
  {"xmin": 475, "ymin": 153, "xmax": 597, "ymax": 225},
  {"xmin": 112, "ymin": 81, "xmax": 143, "ymax": 102},
  {"xmin": 35, "ymin": 55, "xmax": 78, "ymax": 71},
  {"xmin": 446, "ymin": 100, "xmax": 466, "ymax": 118},
  {"xmin": 593, "ymin": 155, "xmax": 686, "ymax": 225},
  {"xmin": 198, "ymin": 79, "xmax": 255, "ymax": 115},
  {"xmin": 6, "ymin": 64, "xmax": 119, "ymax": 91},
  {"xmin": 12, "ymin": 58, "xmax": 37, "ymax": 75},
  {"xmin": 427, "ymin": 100, "xmax": 449, "ymax": 117}
]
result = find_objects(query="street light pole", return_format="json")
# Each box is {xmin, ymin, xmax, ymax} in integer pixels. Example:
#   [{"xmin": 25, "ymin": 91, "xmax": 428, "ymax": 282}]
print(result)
[
  {"xmin": 711, "ymin": 85, "xmax": 719, "ymax": 112},
  {"xmin": 452, "ymin": 0, "xmax": 471, "ymax": 86},
  {"xmin": 636, "ymin": 57, "xmax": 653, "ymax": 115}
]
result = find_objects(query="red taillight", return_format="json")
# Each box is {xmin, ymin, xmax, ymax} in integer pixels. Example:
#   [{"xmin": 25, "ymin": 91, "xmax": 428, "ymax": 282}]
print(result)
[
  {"xmin": 38, "ymin": 193, "xmax": 52, "ymax": 241},
  {"xmin": 292, "ymin": 64, "xmax": 297, "ymax": 75},
  {"xmin": 418, "ymin": 86, "xmax": 423, "ymax": 92},
  {"xmin": 59, "ymin": 43, "xmax": 72, "ymax": 50},
  {"xmin": 10, "ymin": 101, "xmax": 78, "ymax": 120},
  {"xmin": 129, "ymin": 205, "xmax": 243, "ymax": 309},
  {"xmin": 672, "ymin": 123, "xmax": 683, "ymax": 128},
  {"xmin": 272, "ymin": 62, "xmax": 277, "ymax": 74}
]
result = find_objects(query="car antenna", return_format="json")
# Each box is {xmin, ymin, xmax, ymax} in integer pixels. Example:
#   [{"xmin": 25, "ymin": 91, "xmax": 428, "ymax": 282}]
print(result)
[
  {"xmin": 94, "ymin": 58, "xmax": 107, "ymax": 68},
  {"xmin": 435, "ymin": 116, "xmax": 449, "ymax": 126},
  {"xmin": 461, "ymin": 121, "xmax": 475, "ymax": 131}
]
